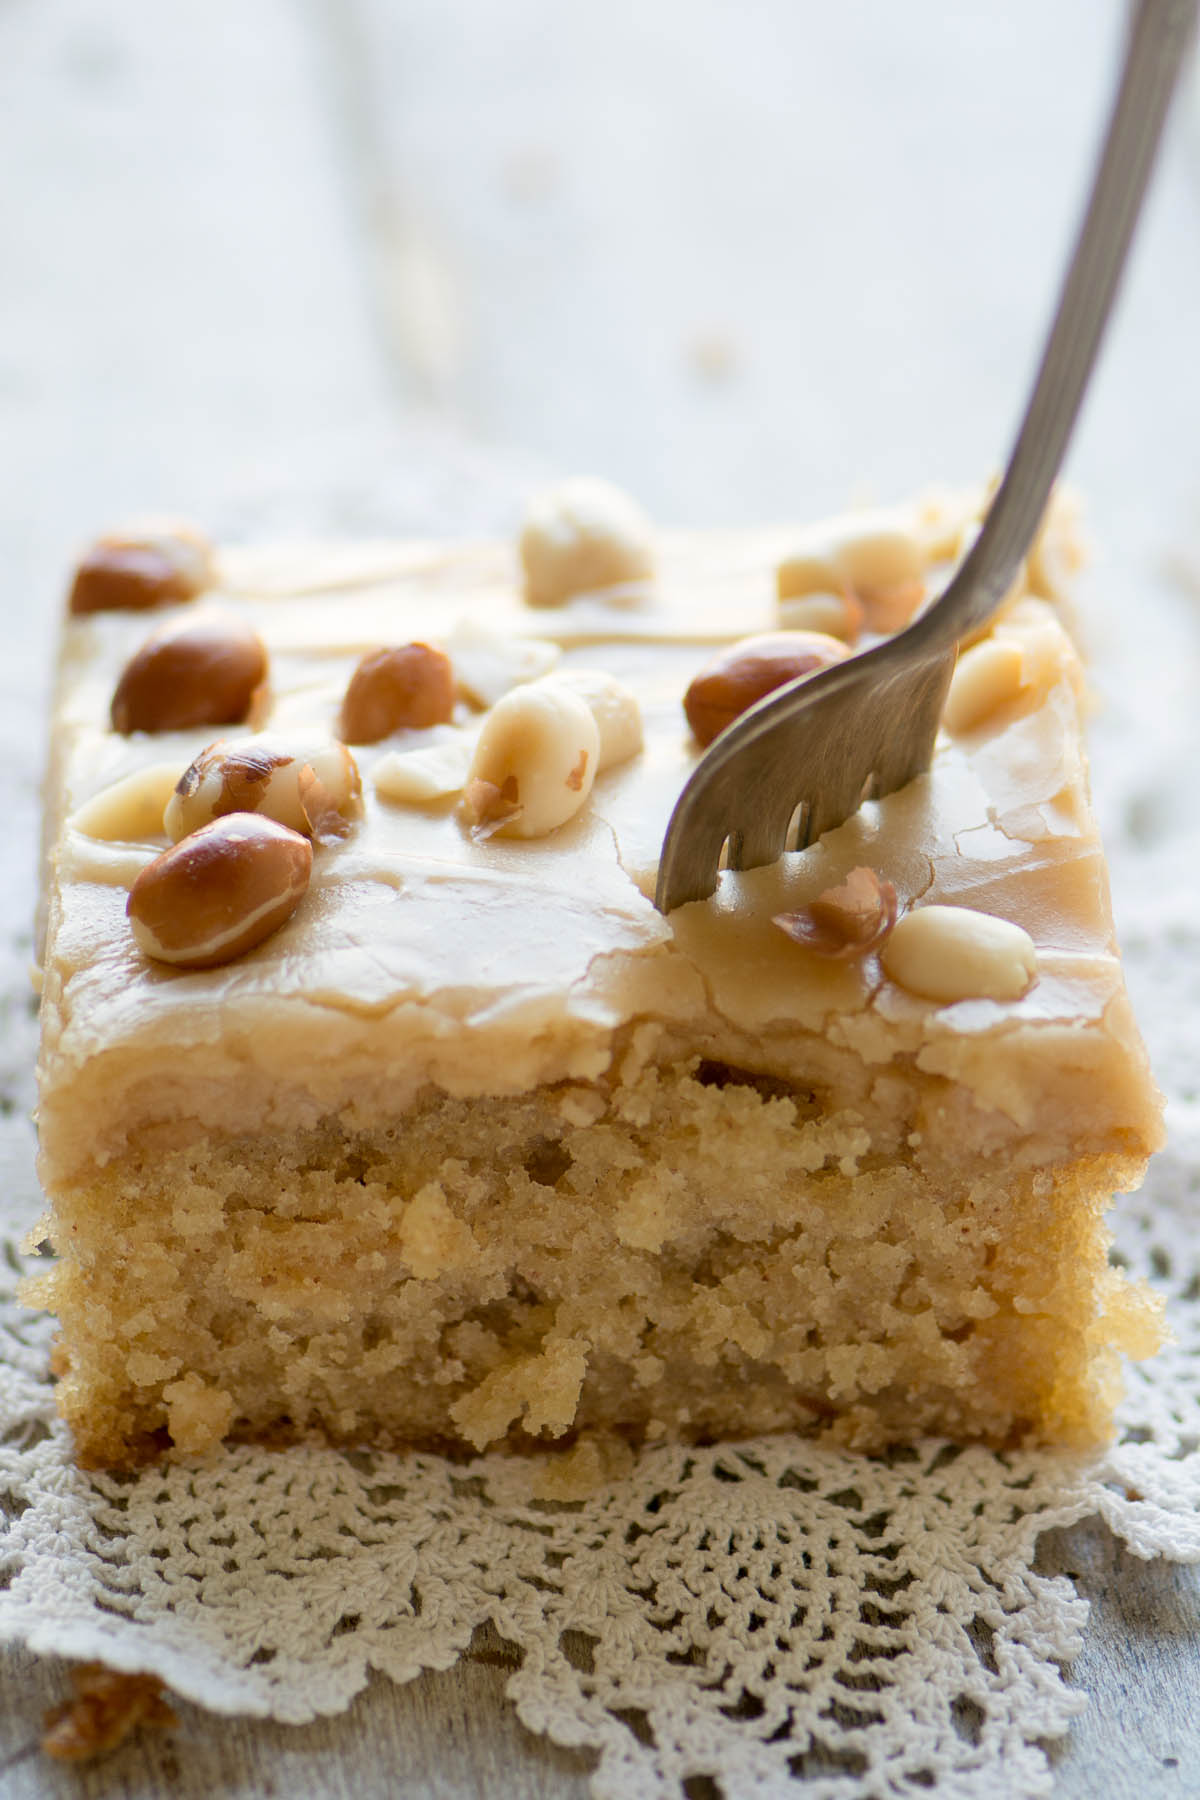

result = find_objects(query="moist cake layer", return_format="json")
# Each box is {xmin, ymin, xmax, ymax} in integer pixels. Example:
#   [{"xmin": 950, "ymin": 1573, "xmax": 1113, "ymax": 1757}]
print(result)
[{"xmin": 32, "ymin": 491, "xmax": 1164, "ymax": 1464}]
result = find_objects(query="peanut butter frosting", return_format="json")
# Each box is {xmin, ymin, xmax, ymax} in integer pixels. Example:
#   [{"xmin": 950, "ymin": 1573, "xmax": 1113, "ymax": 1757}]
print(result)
[{"xmin": 37, "ymin": 495, "xmax": 1163, "ymax": 1180}]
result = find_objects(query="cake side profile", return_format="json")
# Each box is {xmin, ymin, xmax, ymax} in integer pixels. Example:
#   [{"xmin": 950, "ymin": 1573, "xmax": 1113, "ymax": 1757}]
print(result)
[{"xmin": 31, "ymin": 490, "xmax": 1164, "ymax": 1467}]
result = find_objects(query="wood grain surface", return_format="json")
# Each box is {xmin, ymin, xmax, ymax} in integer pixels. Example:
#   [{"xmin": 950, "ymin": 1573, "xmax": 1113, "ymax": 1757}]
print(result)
[{"xmin": 3, "ymin": 0, "xmax": 1199, "ymax": 1792}]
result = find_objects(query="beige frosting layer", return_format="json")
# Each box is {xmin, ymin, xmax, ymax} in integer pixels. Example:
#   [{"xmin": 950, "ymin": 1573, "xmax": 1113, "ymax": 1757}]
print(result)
[{"xmin": 37, "ymin": 497, "xmax": 1163, "ymax": 1179}]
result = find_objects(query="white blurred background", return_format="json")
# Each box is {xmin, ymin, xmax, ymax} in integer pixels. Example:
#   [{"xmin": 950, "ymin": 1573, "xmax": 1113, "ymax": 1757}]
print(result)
[{"xmin": 3, "ymin": 1, "xmax": 1198, "ymax": 548}]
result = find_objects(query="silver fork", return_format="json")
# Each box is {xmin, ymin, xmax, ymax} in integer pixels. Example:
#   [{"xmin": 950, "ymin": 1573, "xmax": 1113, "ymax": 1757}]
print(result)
[{"xmin": 656, "ymin": 0, "xmax": 1198, "ymax": 915}]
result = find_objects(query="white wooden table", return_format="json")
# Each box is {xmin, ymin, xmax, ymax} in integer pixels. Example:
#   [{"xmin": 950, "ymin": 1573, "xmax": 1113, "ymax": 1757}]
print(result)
[{"xmin": 2, "ymin": 1, "xmax": 1199, "ymax": 1791}]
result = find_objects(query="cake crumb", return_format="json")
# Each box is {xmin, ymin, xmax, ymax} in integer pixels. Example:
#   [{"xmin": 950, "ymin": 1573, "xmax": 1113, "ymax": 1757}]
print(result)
[
  {"xmin": 451, "ymin": 1339, "xmax": 587, "ymax": 1448},
  {"xmin": 557, "ymin": 1086, "xmax": 605, "ymax": 1128},
  {"xmin": 162, "ymin": 1372, "xmax": 235, "ymax": 1454},
  {"xmin": 399, "ymin": 1181, "xmax": 479, "ymax": 1279},
  {"xmin": 530, "ymin": 1435, "xmax": 635, "ymax": 1500},
  {"xmin": 42, "ymin": 1663, "xmax": 175, "ymax": 1762},
  {"xmin": 616, "ymin": 1022, "xmax": 662, "ymax": 1089},
  {"xmin": 126, "ymin": 1349, "xmax": 182, "ymax": 1387},
  {"xmin": 633, "ymin": 1353, "xmax": 665, "ymax": 1388}
]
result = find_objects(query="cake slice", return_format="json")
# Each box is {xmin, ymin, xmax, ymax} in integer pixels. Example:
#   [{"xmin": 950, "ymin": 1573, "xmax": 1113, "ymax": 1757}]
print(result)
[{"xmin": 31, "ymin": 487, "xmax": 1164, "ymax": 1467}]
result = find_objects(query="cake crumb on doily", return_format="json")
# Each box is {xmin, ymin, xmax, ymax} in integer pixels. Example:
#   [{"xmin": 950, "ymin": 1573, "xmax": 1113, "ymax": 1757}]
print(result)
[{"xmin": 42, "ymin": 1662, "xmax": 176, "ymax": 1763}]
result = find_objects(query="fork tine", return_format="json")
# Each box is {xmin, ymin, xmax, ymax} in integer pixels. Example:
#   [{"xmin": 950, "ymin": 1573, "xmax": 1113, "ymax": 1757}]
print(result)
[
  {"xmin": 799, "ymin": 745, "xmax": 881, "ymax": 845},
  {"xmin": 655, "ymin": 782, "xmax": 733, "ymax": 909},
  {"xmin": 726, "ymin": 790, "xmax": 796, "ymax": 871},
  {"xmin": 802, "ymin": 783, "xmax": 866, "ymax": 849}
]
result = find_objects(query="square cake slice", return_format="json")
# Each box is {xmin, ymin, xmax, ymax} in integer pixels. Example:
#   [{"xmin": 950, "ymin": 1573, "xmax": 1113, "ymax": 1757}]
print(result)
[{"xmin": 32, "ymin": 487, "xmax": 1164, "ymax": 1467}]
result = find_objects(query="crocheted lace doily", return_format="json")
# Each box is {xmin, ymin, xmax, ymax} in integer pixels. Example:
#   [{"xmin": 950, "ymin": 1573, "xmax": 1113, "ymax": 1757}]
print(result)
[{"xmin": 2, "ymin": 436, "xmax": 1198, "ymax": 1800}]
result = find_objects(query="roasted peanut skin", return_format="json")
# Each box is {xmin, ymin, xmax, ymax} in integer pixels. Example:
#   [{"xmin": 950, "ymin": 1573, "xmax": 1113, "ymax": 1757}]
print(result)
[
  {"xmin": 110, "ymin": 611, "xmax": 268, "ymax": 735},
  {"xmin": 339, "ymin": 643, "xmax": 456, "ymax": 743},
  {"xmin": 683, "ymin": 631, "xmax": 849, "ymax": 747},
  {"xmin": 69, "ymin": 527, "xmax": 213, "ymax": 615},
  {"xmin": 127, "ymin": 813, "xmax": 313, "ymax": 970}
]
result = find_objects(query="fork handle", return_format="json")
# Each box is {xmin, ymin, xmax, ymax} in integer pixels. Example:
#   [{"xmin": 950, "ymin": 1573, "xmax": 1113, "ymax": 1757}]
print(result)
[{"xmin": 909, "ymin": 0, "xmax": 1198, "ymax": 655}]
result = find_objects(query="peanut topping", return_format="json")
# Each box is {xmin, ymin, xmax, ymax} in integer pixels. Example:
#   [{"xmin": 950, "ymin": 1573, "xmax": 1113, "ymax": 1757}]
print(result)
[
  {"xmin": 463, "ymin": 774, "xmax": 523, "ymax": 837},
  {"xmin": 68, "ymin": 522, "xmax": 215, "ymax": 615},
  {"xmin": 942, "ymin": 637, "xmax": 1026, "ymax": 734},
  {"xmin": 777, "ymin": 520, "xmax": 926, "ymax": 634},
  {"xmin": 1027, "ymin": 490, "xmax": 1084, "ymax": 602},
  {"xmin": 165, "ymin": 735, "xmax": 362, "ymax": 844},
  {"xmin": 519, "ymin": 477, "xmax": 654, "ymax": 608},
  {"xmin": 463, "ymin": 679, "xmax": 600, "ymax": 838},
  {"xmin": 110, "ymin": 610, "xmax": 268, "ymax": 735},
  {"xmin": 684, "ymin": 631, "xmax": 849, "ymax": 748},
  {"xmin": 68, "ymin": 763, "xmax": 181, "ymax": 841},
  {"xmin": 338, "ymin": 643, "xmax": 455, "ymax": 743},
  {"xmin": 774, "ymin": 867, "xmax": 898, "ymax": 958},
  {"xmin": 881, "ymin": 904, "xmax": 1038, "ymax": 1003},
  {"xmin": 374, "ymin": 730, "xmax": 474, "ymax": 805},
  {"xmin": 836, "ymin": 524, "xmax": 924, "ymax": 601},
  {"xmin": 127, "ymin": 813, "xmax": 312, "ymax": 969},
  {"xmin": 775, "ymin": 590, "xmax": 864, "ymax": 644},
  {"xmin": 859, "ymin": 578, "xmax": 925, "ymax": 635},
  {"xmin": 556, "ymin": 668, "xmax": 644, "ymax": 769},
  {"xmin": 297, "ymin": 762, "xmax": 359, "ymax": 844}
]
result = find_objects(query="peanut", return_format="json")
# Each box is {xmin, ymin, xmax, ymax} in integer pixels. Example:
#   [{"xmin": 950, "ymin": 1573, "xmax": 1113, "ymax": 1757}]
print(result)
[
  {"xmin": 683, "ymin": 631, "xmax": 848, "ymax": 747},
  {"xmin": 880, "ymin": 904, "xmax": 1037, "ymax": 1003},
  {"xmin": 68, "ymin": 763, "xmax": 181, "ymax": 841},
  {"xmin": 464, "ymin": 679, "xmax": 599, "ymax": 837},
  {"xmin": 777, "ymin": 519, "xmax": 926, "ymax": 633},
  {"xmin": 338, "ymin": 643, "xmax": 455, "ymax": 743},
  {"xmin": 519, "ymin": 477, "xmax": 654, "ymax": 607},
  {"xmin": 165, "ymin": 735, "xmax": 362, "ymax": 842},
  {"xmin": 942, "ymin": 637, "xmax": 1026, "ymax": 734},
  {"xmin": 556, "ymin": 669, "xmax": 643, "ymax": 769},
  {"xmin": 374, "ymin": 731, "xmax": 474, "ymax": 805},
  {"xmin": 68, "ymin": 522, "xmax": 215, "ymax": 615},
  {"xmin": 110, "ymin": 610, "xmax": 267, "ymax": 735},
  {"xmin": 127, "ymin": 813, "xmax": 312, "ymax": 969},
  {"xmin": 775, "ymin": 590, "xmax": 864, "ymax": 644},
  {"xmin": 774, "ymin": 867, "xmax": 898, "ymax": 958}
]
